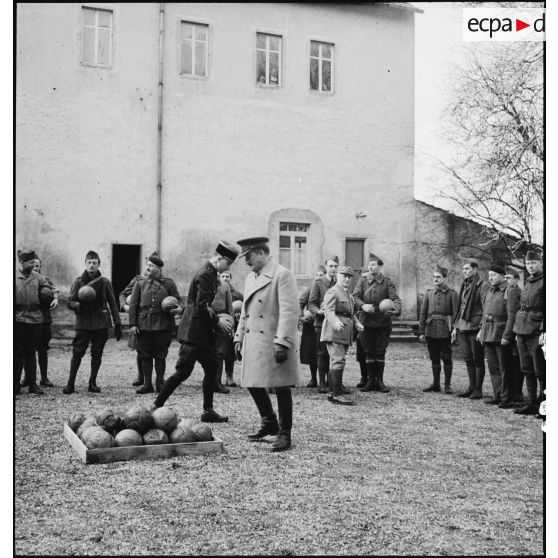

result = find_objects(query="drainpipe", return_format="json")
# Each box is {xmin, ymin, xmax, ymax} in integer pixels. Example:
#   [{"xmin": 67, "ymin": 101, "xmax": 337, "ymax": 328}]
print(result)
[{"xmin": 156, "ymin": 2, "xmax": 165, "ymax": 252}]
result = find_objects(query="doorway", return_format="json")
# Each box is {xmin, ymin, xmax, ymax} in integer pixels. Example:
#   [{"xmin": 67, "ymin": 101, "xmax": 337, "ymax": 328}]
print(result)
[
  {"xmin": 112, "ymin": 244, "xmax": 142, "ymax": 299},
  {"xmin": 345, "ymin": 239, "xmax": 365, "ymax": 292}
]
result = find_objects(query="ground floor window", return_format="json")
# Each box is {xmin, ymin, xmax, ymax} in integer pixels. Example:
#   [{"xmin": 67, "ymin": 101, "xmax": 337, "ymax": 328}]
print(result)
[{"xmin": 279, "ymin": 222, "xmax": 310, "ymax": 276}]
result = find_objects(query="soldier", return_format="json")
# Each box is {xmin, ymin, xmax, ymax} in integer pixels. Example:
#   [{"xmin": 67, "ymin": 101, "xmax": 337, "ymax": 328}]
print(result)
[
  {"xmin": 503, "ymin": 267, "xmax": 525, "ymax": 405},
  {"xmin": 308, "ymin": 256, "xmax": 339, "ymax": 393},
  {"xmin": 353, "ymin": 253, "xmax": 401, "ymax": 393},
  {"xmin": 128, "ymin": 253, "xmax": 183, "ymax": 394},
  {"xmin": 451, "ymin": 260, "xmax": 488, "ymax": 400},
  {"xmin": 219, "ymin": 271, "xmax": 243, "ymax": 387},
  {"xmin": 233, "ymin": 237, "xmax": 300, "ymax": 452},
  {"xmin": 355, "ymin": 267, "xmax": 369, "ymax": 389},
  {"xmin": 211, "ymin": 273, "xmax": 234, "ymax": 394},
  {"xmin": 63, "ymin": 250, "xmax": 122, "ymax": 394},
  {"xmin": 513, "ymin": 251, "xmax": 545, "ymax": 415},
  {"xmin": 15, "ymin": 250, "xmax": 57, "ymax": 395},
  {"xmin": 320, "ymin": 266, "xmax": 364, "ymax": 405},
  {"xmin": 21, "ymin": 256, "xmax": 59, "ymax": 388},
  {"xmin": 419, "ymin": 266, "xmax": 458, "ymax": 394},
  {"xmin": 477, "ymin": 263, "xmax": 520, "ymax": 406},
  {"xmin": 152, "ymin": 241, "xmax": 239, "ymax": 423},
  {"xmin": 299, "ymin": 266, "xmax": 325, "ymax": 388}
]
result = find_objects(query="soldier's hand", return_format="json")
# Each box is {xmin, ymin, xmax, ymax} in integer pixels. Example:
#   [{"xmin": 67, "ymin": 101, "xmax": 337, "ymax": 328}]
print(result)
[
  {"xmin": 451, "ymin": 329, "xmax": 457, "ymax": 344},
  {"xmin": 218, "ymin": 317, "xmax": 234, "ymax": 335},
  {"xmin": 129, "ymin": 326, "xmax": 139, "ymax": 335},
  {"xmin": 123, "ymin": 304, "xmax": 130, "ymax": 312},
  {"xmin": 49, "ymin": 298, "xmax": 59, "ymax": 310},
  {"xmin": 419, "ymin": 334, "xmax": 425, "ymax": 344},
  {"xmin": 114, "ymin": 324, "xmax": 122, "ymax": 341},
  {"xmin": 170, "ymin": 306, "xmax": 183, "ymax": 315},
  {"xmin": 234, "ymin": 342, "xmax": 242, "ymax": 361},
  {"xmin": 355, "ymin": 322, "xmax": 364, "ymax": 333},
  {"xmin": 334, "ymin": 320, "xmax": 345, "ymax": 332},
  {"xmin": 73, "ymin": 302, "xmax": 81, "ymax": 314},
  {"xmin": 501, "ymin": 338, "xmax": 509, "ymax": 346},
  {"xmin": 273, "ymin": 344, "xmax": 289, "ymax": 363},
  {"xmin": 539, "ymin": 332, "xmax": 545, "ymax": 347}
]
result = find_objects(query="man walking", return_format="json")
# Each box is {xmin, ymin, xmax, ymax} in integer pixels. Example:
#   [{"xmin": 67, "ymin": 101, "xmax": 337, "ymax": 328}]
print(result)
[
  {"xmin": 128, "ymin": 253, "xmax": 183, "ymax": 394},
  {"xmin": 63, "ymin": 250, "xmax": 122, "ymax": 394},
  {"xmin": 477, "ymin": 263, "xmax": 520, "ymax": 406},
  {"xmin": 353, "ymin": 253, "xmax": 401, "ymax": 393},
  {"xmin": 419, "ymin": 266, "xmax": 458, "ymax": 394},
  {"xmin": 153, "ymin": 241, "xmax": 238, "ymax": 422},
  {"xmin": 451, "ymin": 260, "xmax": 487, "ymax": 400},
  {"xmin": 234, "ymin": 237, "xmax": 300, "ymax": 452}
]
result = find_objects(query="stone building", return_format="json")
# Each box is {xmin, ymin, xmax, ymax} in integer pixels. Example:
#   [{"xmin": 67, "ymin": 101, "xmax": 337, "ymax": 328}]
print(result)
[{"xmin": 16, "ymin": 2, "xmax": 422, "ymax": 317}]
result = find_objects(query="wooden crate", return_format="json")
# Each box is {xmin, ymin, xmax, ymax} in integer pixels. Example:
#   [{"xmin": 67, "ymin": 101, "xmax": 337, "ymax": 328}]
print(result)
[{"xmin": 64, "ymin": 423, "xmax": 225, "ymax": 464}]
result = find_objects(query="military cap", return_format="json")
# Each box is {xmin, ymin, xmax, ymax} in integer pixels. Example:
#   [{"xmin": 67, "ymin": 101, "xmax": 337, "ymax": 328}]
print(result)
[
  {"xmin": 525, "ymin": 250, "xmax": 542, "ymax": 261},
  {"xmin": 85, "ymin": 250, "xmax": 100, "ymax": 262},
  {"xmin": 17, "ymin": 249, "xmax": 38, "ymax": 263},
  {"xmin": 337, "ymin": 265, "xmax": 354, "ymax": 277},
  {"xmin": 324, "ymin": 255, "xmax": 339, "ymax": 264},
  {"xmin": 505, "ymin": 266, "xmax": 520, "ymax": 279},
  {"xmin": 216, "ymin": 241, "xmax": 240, "ymax": 262},
  {"xmin": 236, "ymin": 237, "xmax": 267, "ymax": 258},
  {"xmin": 435, "ymin": 265, "xmax": 448, "ymax": 277},
  {"xmin": 489, "ymin": 262, "xmax": 506, "ymax": 276},
  {"xmin": 368, "ymin": 253, "xmax": 384, "ymax": 266},
  {"xmin": 148, "ymin": 253, "xmax": 164, "ymax": 267}
]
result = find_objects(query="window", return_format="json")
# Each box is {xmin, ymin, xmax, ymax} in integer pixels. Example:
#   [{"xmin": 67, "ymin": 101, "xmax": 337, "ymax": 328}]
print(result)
[
  {"xmin": 81, "ymin": 7, "xmax": 113, "ymax": 67},
  {"xmin": 256, "ymin": 33, "xmax": 281, "ymax": 86},
  {"xmin": 279, "ymin": 222, "xmax": 310, "ymax": 276},
  {"xmin": 180, "ymin": 21, "xmax": 208, "ymax": 77},
  {"xmin": 310, "ymin": 41, "xmax": 333, "ymax": 92}
]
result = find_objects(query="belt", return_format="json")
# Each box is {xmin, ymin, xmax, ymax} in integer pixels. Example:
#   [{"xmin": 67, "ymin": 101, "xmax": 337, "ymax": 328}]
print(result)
[
  {"xmin": 15, "ymin": 304, "xmax": 41, "ymax": 312},
  {"xmin": 429, "ymin": 314, "xmax": 449, "ymax": 319},
  {"xmin": 484, "ymin": 316, "xmax": 505, "ymax": 323}
]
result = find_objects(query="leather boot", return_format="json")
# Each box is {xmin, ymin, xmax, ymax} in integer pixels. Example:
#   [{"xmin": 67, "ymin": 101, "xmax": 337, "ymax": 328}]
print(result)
[
  {"xmin": 136, "ymin": 358, "xmax": 154, "ymax": 394},
  {"xmin": 360, "ymin": 361, "xmax": 377, "ymax": 392},
  {"xmin": 247, "ymin": 387, "xmax": 277, "ymax": 438},
  {"xmin": 443, "ymin": 363, "xmax": 453, "ymax": 394},
  {"xmin": 376, "ymin": 362, "xmax": 390, "ymax": 393},
  {"xmin": 214, "ymin": 359, "xmax": 230, "ymax": 394},
  {"xmin": 469, "ymin": 366, "xmax": 485, "ymax": 399},
  {"xmin": 248, "ymin": 414, "xmax": 280, "ymax": 440},
  {"xmin": 329, "ymin": 369, "xmax": 355, "ymax": 405},
  {"xmin": 38, "ymin": 352, "xmax": 53, "ymax": 386},
  {"xmin": 423, "ymin": 363, "xmax": 441, "ymax": 392},
  {"xmin": 26, "ymin": 354, "xmax": 44, "ymax": 394},
  {"xmin": 307, "ymin": 364, "xmax": 318, "ymax": 388},
  {"xmin": 88, "ymin": 356, "xmax": 102, "ymax": 393},
  {"xmin": 356, "ymin": 357, "xmax": 367, "ymax": 389},
  {"xmin": 514, "ymin": 375, "xmax": 538, "ymax": 415},
  {"xmin": 457, "ymin": 363, "xmax": 476, "ymax": 397},
  {"xmin": 132, "ymin": 353, "xmax": 144, "ymax": 386},
  {"xmin": 318, "ymin": 368, "xmax": 328, "ymax": 394},
  {"xmin": 154, "ymin": 358, "xmax": 166, "ymax": 393},
  {"xmin": 63, "ymin": 356, "xmax": 81, "ymax": 394},
  {"xmin": 271, "ymin": 387, "xmax": 293, "ymax": 451}
]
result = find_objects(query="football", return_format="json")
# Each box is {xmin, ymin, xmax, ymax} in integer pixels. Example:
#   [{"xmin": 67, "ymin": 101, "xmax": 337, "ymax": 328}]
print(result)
[
  {"xmin": 80, "ymin": 425, "xmax": 105, "ymax": 443},
  {"xmin": 191, "ymin": 423, "xmax": 213, "ymax": 442},
  {"xmin": 379, "ymin": 298, "xmax": 396, "ymax": 313},
  {"xmin": 68, "ymin": 413, "xmax": 87, "ymax": 433},
  {"xmin": 178, "ymin": 418, "xmax": 196, "ymax": 431},
  {"xmin": 218, "ymin": 313, "xmax": 235, "ymax": 329},
  {"xmin": 77, "ymin": 285, "xmax": 96, "ymax": 302},
  {"xmin": 123, "ymin": 406, "xmax": 153, "ymax": 433},
  {"xmin": 161, "ymin": 296, "xmax": 179, "ymax": 312},
  {"xmin": 114, "ymin": 429, "xmax": 143, "ymax": 447},
  {"xmin": 84, "ymin": 428, "xmax": 115, "ymax": 449},
  {"xmin": 125, "ymin": 295, "xmax": 132, "ymax": 305},
  {"xmin": 169, "ymin": 425, "xmax": 197, "ymax": 444},
  {"xmin": 152, "ymin": 407, "xmax": 178, "ymax": 434},
  {"xmin": 39, "ymin": 286, "xmax": 54, "ymax": 301},
  {"xmin": 96, "ymin": 409, "xmax": 119, "ymax": 432},
  {"xmin": 143, "ymin": 428, "xmax": 169, "ymax": 445},
  {"xmin": 76, "ymin": 418, "xmax": 97, "ymax": 440},
  {"xmin": 232, "ymin": 300, "xmax": 243, "ymax": 314}
]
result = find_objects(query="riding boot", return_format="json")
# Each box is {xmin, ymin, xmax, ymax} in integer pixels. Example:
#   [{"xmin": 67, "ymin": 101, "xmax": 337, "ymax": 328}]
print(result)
[
  {"xmin": 214, "ymin": 359, "xmax": 230, "ymax": 394},
  {"xmin": 27, "ymin": 356, "xmax": 44, "ymax": 395},
  {"xmin": 360, "ymin": 361, "xmax": 377, "ymax": 392},
  {"xmin": 423, "ymin": 363, "xmax": 441, "ymax": 392},
  {"xmin": 356, "ymin": 343, "xmax": 367, "ymax": 389},
  {"xmin": 457, "ymin": 363, "xmax": 476, "ymax": 397},
  {"xmin": 272, "ymin": 387, "xmax": 293, "ymax": 452},
  {"xmin": 136, "ymin": 358, "xmax": 154, "ymax": 394},
  {"xmin": 247, "ymin": 387, "xmax": 279, "ymax": 439},
  {"xmin": 154, "ymin": 358, "xmax": 166, "ymax": 393},
  {"xmin": 132, "ymin": 353, "xmax": 144, "ymax": 386},
  {"xmin": 469, "ymin": 366, "xmax": 485, "ymax": 399},
  {"xmin": 88, "ymin": 356, "xmax": 102, "ymax": 393},
  {"xmin": 307, "ymin": 364, "xmax": 318, "ymax": 388},
  {"xmin": 376, "ymin": 362, "xmax": 390, "ymax": 393},
  {"xmin": 329, "ymin": 369, "xmax": 355, "ymax": 405},
  {"xmin": 514, "ymin": 374, "xmax": 538, "ymax": 415},
  {"xmin": 63, "ymin": 355, "xmax": 81, "ymax": 394},
  {"xmin": 443, "ymin": 362, "xmax": 453, "ymax": 394},
  {"xmin": 318, "ymin": 367, "xmax": 328, "ymax": 394}
]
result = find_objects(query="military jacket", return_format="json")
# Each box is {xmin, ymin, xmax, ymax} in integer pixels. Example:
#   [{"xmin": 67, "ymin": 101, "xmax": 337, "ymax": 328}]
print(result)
[
  {"xmin": 513, "ymin": 271, "xmax": 544, "ymax": 336},
  {"xmin": 320, "ymin": 283, "xmax": 359, "ymax": 345},
  {"xmin": 119, "ymin": 275, "xmax": 143, "ymax": 311},
  {"xmin": 128, "ymin": 276, "xmax": 181, "ymax": 331},
  {"xmin": 418, "ymin": 285, "xmax": 458, "ymax": 338},
  {"xmin": 455, "ymin": 277, "xmax": 487, "ymax": 332},
  {"xmin": 212, "ymin": 281, "xmax": 233, "ymax": 317},
  {"xmin": 15, "ymin": 270, "xmax": 50, "ymax": 324},
  {"xmin": 352, "ymin": 273, "xmax": 401, "ymax": 329},
  {"xmin": 478, "ymin": 283, "xmax": 520, "ymax": 343},
  {"xmin": 308, "ymin": 275, "xmax": 336, "ymax": 328}
]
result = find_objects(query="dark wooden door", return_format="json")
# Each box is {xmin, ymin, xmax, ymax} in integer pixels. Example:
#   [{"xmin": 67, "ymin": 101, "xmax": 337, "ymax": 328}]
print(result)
[{"xmin": 345, "ymin": 239, "xmax": 365, "ymax": 292}]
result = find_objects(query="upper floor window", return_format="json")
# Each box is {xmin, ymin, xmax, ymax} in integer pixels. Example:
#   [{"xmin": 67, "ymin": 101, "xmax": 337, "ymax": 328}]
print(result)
[
  {"xmin": 256, "ymin": 33, "xmax": 282, "ymax": 86},
  {"xmin": 81, "ymin": 7, "xmax": 113, "ymax": 67},
  {"xmin": 180, "ymin": 21, "xmax": 208, "ymax": 77},
  {"xmin": 279, "ymin": 222, "xmax": 310, "ymax": 276},
  {"xmin": 310, "ymin": 41, "xmax": 333, "ymax": 92}
]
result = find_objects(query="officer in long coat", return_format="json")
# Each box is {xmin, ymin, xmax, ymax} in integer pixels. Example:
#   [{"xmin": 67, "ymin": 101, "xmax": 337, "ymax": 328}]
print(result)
[
  {"xmin": 419, "ymin": 265, "xmax": 458, "ymax": 394},
  {"xmin": 63, "ymin": 250, "xmax": 121, "ymax": 394},
  {"xmin": 128, "ymin": 253, "xmax": 183, "ymax": 394},
  {"xmin": 234, "ymin": 237, "xmax": 300, "ymax": 452},
  {"xmin": 353, "ymin": 253, "xmax": 401, "ymax": 393},
  {"xmin": 153, "ymin": 241, "xmax": 238, "ymax": 423},
  {"xmin": 513, "ymin": 251, "xmax": 545, "ymax": 415},
  {"xmin": 477, "ymin": 263, "xmax": 520, "ymax": 406}
]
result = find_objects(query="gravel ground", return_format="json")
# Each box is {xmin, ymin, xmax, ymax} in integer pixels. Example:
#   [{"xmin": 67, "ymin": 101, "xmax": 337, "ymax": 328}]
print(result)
[{"xmin": 15, "ymin": 340, "xmax": 544, "ymax": 556}]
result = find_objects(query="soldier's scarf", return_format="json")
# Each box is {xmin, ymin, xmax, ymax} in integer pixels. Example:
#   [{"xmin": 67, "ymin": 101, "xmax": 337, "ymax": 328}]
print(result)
[{"xmin": 458, "ymin": 272, "xmax": 482, "ymax": 322}]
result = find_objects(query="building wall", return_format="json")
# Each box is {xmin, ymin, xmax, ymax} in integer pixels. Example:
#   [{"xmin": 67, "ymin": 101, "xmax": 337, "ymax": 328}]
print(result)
[{"xmin": 16, "ymin": 3, "xmax": 418, "ymax": 318}]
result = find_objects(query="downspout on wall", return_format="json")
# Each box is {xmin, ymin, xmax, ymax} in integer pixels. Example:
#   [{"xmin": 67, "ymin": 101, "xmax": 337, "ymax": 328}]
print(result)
[{"xmin": 156, "ymin": 2, "xmax": 165, "ymax": 252}]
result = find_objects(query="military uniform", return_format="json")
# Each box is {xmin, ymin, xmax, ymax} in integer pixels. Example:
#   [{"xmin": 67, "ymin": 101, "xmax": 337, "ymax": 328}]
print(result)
[
  {"xmin": 211, "ymin": 280, "xmax": 234, "ymax": 393},
  {"xmin": 478, "ymin": 280, "xmax": 520, "ymax": 405},
  {"xmin": 513, "ymin": 269, "xmax": 544, "ymax": 413},
  {"xmin": 298, "ymin": 286, "xmax": 318, "ymax": 387},
  {"xmin": 119, "ymin": 274, "xmax": 144, "ymax": 386},
  {"xmin": 64, "ymin": 267, "xmax": 121, "ymax": 393},
  {"xmin": 454, "ymin": 273, "xmax": 488, "ymax": 398},
  {"xmin": 419, "ymin": 284, "xmax": 458, "ymax": 393},
  {"xmin": 503, "ymin": 282, "xmax": 524, "ymax": 402},
  {"xmin": 128, "ymin": 275, "xmax": 182, "ymax": 393},
  {"xmin": 353, "ymin": 272, "xmax": 401, "ymax": 392}
]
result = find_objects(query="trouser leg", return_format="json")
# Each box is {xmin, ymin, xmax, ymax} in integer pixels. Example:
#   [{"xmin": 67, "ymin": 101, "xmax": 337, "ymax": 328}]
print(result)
[
  {"xmin": 424, "ymin": 338, "xmax": 441, "ymax": 391},
  {"xmin": 356, "ymin": 337, "xmax": 367, "ymax": 387},
  {"xmin": 500, "ymin": 343, "xmax": 514, "ymax": 403},
  {"xmin": 88, "ymin": 329, "xmax": 108, "ymax": 392},
  {"xmin": 457, "ymin": 331, "xmax": 476, "ymax": 396},
  {"xmin": 485, "ymin": 344, "xmax": 502, "ymax": 401},
  {"xmin": 37, "ymin": 322, "xmax": 52, "ymax": 383},
  {"xmin": 137, "ymin": 358, "xmax": 154, "ymax": 393},
  {"xmin": 154, "ymin": 343, "xmax": 197, "ymax": 407},
  {"xmin": 275, "ymin": 387, "xmax": 293, "ymax": 433},
  {"xmin": 198, "ymin": 348, "xmax": 219, "ymax": 411},
  {"xmin": 133, "ymin": 353, "xmax": 144, "ymax": 386},
  {"xmin": 154, "ymin": 358, "xmax": 166, "ymax": 392},
  {"xmin": 471, "ymin": 334, "xmax": 485, "ymax": 397},
  {"xmin": 14, "ymin": 323, "xmax": 27, "ymax": 395}
]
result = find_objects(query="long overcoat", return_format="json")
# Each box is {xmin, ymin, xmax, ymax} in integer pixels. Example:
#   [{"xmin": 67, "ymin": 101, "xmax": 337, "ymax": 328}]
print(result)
[{"xmin": 234, "ymin": 259, "xmax": 300, "ymax": 388}]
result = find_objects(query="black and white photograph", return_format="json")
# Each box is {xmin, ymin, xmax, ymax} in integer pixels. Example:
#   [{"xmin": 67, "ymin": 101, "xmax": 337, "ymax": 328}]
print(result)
[{"xmin": 13, "ymin": 1, "xmax": 550, "ymax": 555}]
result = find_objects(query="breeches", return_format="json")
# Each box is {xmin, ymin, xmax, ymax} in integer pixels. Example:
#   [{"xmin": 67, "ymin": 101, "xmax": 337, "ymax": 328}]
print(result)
[
  {"xmin": 458, "ymin": 331, "xmax": 484, "ymax": 368},
  {"xmin": 72, "ymin": 329, "xmax": 109, "ymax": 359},
  {"xmin": 516, "ymin": 334, "xmax": 545, "ymax": 379},
  {"xmin": 326, "ymin": 342, "xmax": 348, "ymax": 371},
  {"xmin": 426, "ymin": 337, "xmax": 452, "ymax": 365},
  {"xmin": 137, "ymin": 330, "xmax": 173, "ymax": 359},
  {"xmin": 361, "ymin": 325, "xmax": 392, "ymax": 360}
]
